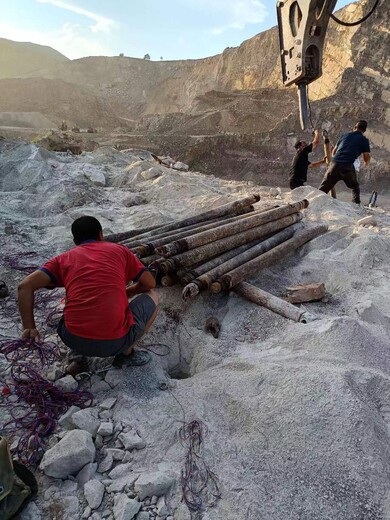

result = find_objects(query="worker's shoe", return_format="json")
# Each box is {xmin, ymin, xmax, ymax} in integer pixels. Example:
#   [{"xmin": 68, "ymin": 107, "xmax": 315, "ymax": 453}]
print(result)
[
  {"xmin": 112, "ymin": 350, "xmax": 151, "ymax": 368},
  {"xmin": 65, "ymin": 357, "xmax": 89, "ymax": 377}
]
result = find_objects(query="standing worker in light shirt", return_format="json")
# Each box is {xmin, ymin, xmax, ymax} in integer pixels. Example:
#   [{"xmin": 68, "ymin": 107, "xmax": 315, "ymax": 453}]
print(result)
[
  {"xmin": 318, "ymin": 120, "xmax": 371, "ymax": 204},
  {"xmin": 17, "ymin": 216, "xmax": 159, "ymax": 376}
]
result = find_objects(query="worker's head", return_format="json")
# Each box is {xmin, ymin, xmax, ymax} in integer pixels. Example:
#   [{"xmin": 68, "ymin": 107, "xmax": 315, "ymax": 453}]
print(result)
[
  {"xmin": 71, "ymin": 216, "xmax": 103, "ymax": 245},
  {"xmin": 354, "ymin": 120, "xmax": 368, "ymax": 133},
  {"xmin": 294, "ymin": 140, "xmax": 307, "ymax": 150}
]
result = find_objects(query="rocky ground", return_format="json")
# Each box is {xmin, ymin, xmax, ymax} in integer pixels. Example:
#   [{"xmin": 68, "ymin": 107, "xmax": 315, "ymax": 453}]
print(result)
[{"xmin": 1, "ymin": 141, "xmax": 390, "ymax": 520}]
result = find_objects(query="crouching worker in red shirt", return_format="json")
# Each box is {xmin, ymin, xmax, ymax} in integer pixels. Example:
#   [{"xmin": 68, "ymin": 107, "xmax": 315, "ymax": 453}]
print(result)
[{"xmin": 17, "ymin": 216, "xmax": 159, "ymax": 376}]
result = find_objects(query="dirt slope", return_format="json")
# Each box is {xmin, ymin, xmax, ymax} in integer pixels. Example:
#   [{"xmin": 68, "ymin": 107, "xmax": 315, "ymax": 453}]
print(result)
[{"xmin": 0, "ymin": 38, "xmax": 69, "ymax": 79}]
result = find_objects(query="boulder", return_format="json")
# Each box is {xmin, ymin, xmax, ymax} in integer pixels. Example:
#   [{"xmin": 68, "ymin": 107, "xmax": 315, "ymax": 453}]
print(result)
[
  {"xmin": 91, "ymin": 380, "xmax": 111, "ymax": 393},
  {"xmin": 118, "ymin": 431, "xmax": 146, "ymax": 451},
  {"xmin": 83, "ymin": 165, "xmax": 106, "ymax": 187},
  {"xmin": 113, "ymin": 495, "xmax": 141, "ymax": 520},
  {"xmin": 58, "ymin": 405, "xmax": 81, "ymax": 429},
  {"xmin": 108, "ymin": 463, "xmax": 133, "ymax": 480},
  {"xmin": 98, "ymin": 452, "xmax": 114, "ymax": 473},
  {"xmin": 76, "ymin": 462, "xmax": 98, "ymax": 487},
  {"xmin": 72, "ymin": 408, "xmax": 100, "ymax": 436},
  {"xmin": 173, "ymin": 161, "xmax": 189, "ymax": 171},
  {"xmin": 99, "ymin": 398, "xmax": 117, "ymax": 410},
  {"xmin": 84, "ymin": 479, "xmax": 105, "ymax": 509},
  {"xmin": 54, "ymin": 374, "xmax": 78, "ymax": 392},
  {"xmin": 40, "ymin": 430, "xmax": 95, "ymax": 478},
  {"xmin": 97, "ymin": 422, "xmax": 114, "ymax": 437},
  {"xmin": 141, "ymin": 167, "xmax": 163, "ymax": 181},
  {"xmin": 106, "ymin": 474, "xmax": 138, "ymax": 493},
  {"xmin": 105, "ymin": 370, "xmax": 123, "ymax": 387},
  {"xmin": 19, "ymin": 501, "xmax": 41, "ymax": 520},
  {"xmin": 106, "ymin": 448, "xmax": 125, "ymax": 461},
  {"xmin": 357, "ymin": 215, "xmax": 377, "ymax": 227},
  {"xmin": 134, "ymin": 470, "xmax": 175, "ymax": 500}
]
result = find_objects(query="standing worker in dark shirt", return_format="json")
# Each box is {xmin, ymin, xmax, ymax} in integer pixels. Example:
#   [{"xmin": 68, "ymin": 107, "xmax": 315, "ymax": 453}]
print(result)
[
  {"xmin": 288, "ymin": 129, "xmax": 324, "ymax": 190},
  {"xmin": 318, "ymin": 120, "xmax": 371, "ymax": 204}
]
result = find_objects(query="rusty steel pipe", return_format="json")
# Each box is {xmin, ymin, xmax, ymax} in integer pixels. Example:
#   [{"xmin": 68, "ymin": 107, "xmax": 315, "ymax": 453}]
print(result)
[
  {"xmin": 211, "ymin": 224, "xmax": 328, "ymax": 293},
  {"xmin": 233, "ymin": 282, "xmax": 317, "ymax": 323},
  {"xmin": 129, "ymin": 206, "xmax": 276, "ymax": 257},
  {"xmin": 105, "ymin": 224, "xmax": 163, "ymax": 243},
  {"xmin": 122, "ymin": 205, "xmax": 256, "ymax": 249},
  {"xmin": 182, "ymin": 223, "xmax": 304, "ymax": 301},
  {"xmin": 120, "ymin": 194, "xmax": 260, "ymax": 246},
  {"xmin": 178, "ymin": 238, "xmax": 266, "ymax": 285},
  {"xmin": 155, "ymin": 213, "xmax": 303, "ymax": 274},
  {"xmin": 158, "ymin": 200, "xmax": 309, "ymax": 258}
]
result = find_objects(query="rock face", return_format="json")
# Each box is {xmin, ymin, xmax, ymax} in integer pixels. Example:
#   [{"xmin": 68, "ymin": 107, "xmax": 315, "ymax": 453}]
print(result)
[
  {"xmin": 0, "ymin": 2, "xmax": 388, "ymax": 187},
  {"xmin": 40, "ymin": 430, "xmax": 95, "ymax": 478}
]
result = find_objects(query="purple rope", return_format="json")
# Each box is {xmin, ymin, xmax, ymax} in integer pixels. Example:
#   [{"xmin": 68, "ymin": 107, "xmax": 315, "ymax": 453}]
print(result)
[
  {"xmin": 0, "ymin": 338, "xmax": 92, "ymax": 465},
  {"xmin": 179, "ymin": 420, "xmax": 221, "ymax": 512}
]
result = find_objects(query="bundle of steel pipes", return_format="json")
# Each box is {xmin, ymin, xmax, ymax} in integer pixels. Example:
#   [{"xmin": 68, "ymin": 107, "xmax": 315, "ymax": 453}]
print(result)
[{"xmin": 109, "ymin": 195, "xmax": 328, "ymax": 301}]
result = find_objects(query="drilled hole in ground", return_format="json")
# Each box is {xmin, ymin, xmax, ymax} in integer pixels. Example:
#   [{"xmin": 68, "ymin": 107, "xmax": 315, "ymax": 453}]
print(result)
[{"xmin": 169, "ymin": 369, "xmax": 192, "ymax": 380}]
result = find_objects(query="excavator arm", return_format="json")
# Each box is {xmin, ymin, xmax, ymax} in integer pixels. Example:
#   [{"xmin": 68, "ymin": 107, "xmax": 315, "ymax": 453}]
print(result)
[{"xmin": 276, "ymin": 0, "xmax": 338, "ymax": 129}]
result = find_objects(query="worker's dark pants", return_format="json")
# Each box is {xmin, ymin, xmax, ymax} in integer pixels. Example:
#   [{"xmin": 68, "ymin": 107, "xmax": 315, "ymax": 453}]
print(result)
[
  {"xmin": 319, "ymin": 161, "xmax": 360, "ymax": 204},
  {"xmin": 289, "ymin": 178, "xmax": 305, "ymax": 190}
]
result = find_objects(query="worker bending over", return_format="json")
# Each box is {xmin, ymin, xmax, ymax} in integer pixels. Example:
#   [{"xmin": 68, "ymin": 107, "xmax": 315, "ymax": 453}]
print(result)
[
  {"xmin": 288, "ymin": 129, "xmax": 325, "ymax": 190},
  {"xmin": 318, "ymin": 120, "xmax": 371, "ymax": 204},
  {"xmin": 18, "ymin": 216, "xmax": 158, "ymax": 376}
]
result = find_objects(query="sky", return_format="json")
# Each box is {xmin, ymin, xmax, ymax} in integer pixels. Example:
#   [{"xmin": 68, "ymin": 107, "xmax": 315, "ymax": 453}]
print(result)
[{"xmin": 1, "ymin": 0, "xmax": 354, "ymax": 61}]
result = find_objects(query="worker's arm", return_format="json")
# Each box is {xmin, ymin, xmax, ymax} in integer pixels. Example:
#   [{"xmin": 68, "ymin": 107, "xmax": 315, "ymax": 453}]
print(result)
[
  {"xmin": 312, "ymin": 129, "xmax": 319, "ymax": 150},
  {"xmin": 331, "ymin": 145, "xmax": 338, "ymax": 156},
  {"xmin": 18, "ymin": 270, "xmax": 53, "ymax": 341},
  {"xmin": 363, "ymin": 152, "xmax": 371, "ymax": 166},
  {"xmin": 309, "ymin": 158, "xmax": 327, "ymax": 168},
  {"xmin": 126, "ymin": 270, "xmax": 156, "ymax": 299}
]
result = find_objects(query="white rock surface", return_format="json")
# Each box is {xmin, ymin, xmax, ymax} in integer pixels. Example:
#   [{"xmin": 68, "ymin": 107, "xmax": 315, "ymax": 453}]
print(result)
[
  {"xmin": 19, "ymin": 501, "xmax": 41, "ymax": 520},
  {"xmin": 113, "ymin": 495, "xmax": 141, "ymax": 520},
  {"xmin": 105, "ymin": 370, "xmax": 123, "ymax": 387},
  {"xmin": 98, "ymin": 421, "xmax": 114, "ymax": 437},
  {"xmin": 135, "ymin": 513, "xmax": 150, "ymax": 520},
  {"xmin": 106, "ymin": 474, "xmax": 138, "ymax": 493},
  {"xmin": 118, "ymin": 431, "xmax": 146, "ymax": 450},
  {"xmin": 134, "ymin": 471, "xmax": 175, "ymax": 500},
  {"xmin": 100, "ymin": 397, "xmax": 117, "ymax": 410},
  {"xmin": 173, "ymin": 161, "xmax": 189, "ymax": 171},
  {"xmin": 108, "ymin": 463, "xmax": 134, "ymax": 480},
  {"xmin": 83, "ymin": 164, "xmax": 106, "ymax": 186},
  {"xmin": 84, "ymin": 479, "xmax": 105, "ymax": 509},
  {"xmin": 40, "ymin": 430, "xmax": 95, "ymax": 478},
  {"xmin": 4, "ymin": 144, "xmax": 390, "ymax": 520},
  {"xmin": 58, "ymin": 405, "xmax": 80, "ymax": 429},
  {"xmin": 72, "ymin": 408, "xmax": 100, "ymax": 436},
  {"xmin": 54, "ymin": 374, "xmax": 78, "ymax": 392},
  {"xmin": 156, "ymin": 496, "xmax": 168, "ymax": 519},
  {"xmin": 91, "ymin": 380, "xmax": 111, "ymax": 393},
  {"xmin": 106, "ymin": 448, "xmax": 125, "ymax": 461},
  {"xmin": 77, "ymin": 462, "xmax": 98, "ymax": 486},
  {"xmin": 98, "ymin": 452, "xmax": 114, "ymax": 473}
]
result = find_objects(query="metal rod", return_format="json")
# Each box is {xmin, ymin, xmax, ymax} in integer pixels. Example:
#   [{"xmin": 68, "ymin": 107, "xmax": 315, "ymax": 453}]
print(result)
[
  {"xmin": 182, "ymin": 223, "xmax": 304, "ymax": 301},
  {"xmin": 233, "ymin": 282, "xmax": 316, "ymax": 323},
  {"xmin": 158, "ymin": 200, "xmax": 309, "ymax": 258},
  {"xmin": 129, "ymin": 206, "xmax": 268, "ymax": 257},
  {"xmin": 211, "ymin": 224, "xmax": 328, "ymax": 293},
  {"xmin": 119, "ymin": 194, "xmax": 260, "ymax": 245},
  {"xmin": 155, "ymin": 213, "xmax": 303, "ymax": 274},
  {"xmin": 122, "ymin": 205, "xmax": 255, "ymax": 248}
]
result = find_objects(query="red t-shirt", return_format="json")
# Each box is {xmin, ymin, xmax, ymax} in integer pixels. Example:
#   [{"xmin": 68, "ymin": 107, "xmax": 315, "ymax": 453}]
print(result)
[{"xmin": 40, "ymin": 241, "xmax": 146, "ymax": 340}]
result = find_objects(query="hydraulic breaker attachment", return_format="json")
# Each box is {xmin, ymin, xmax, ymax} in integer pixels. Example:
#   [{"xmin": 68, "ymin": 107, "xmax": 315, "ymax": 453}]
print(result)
[{"xmin": 276, "ymin": 0, "xmax": 337, "ymax": 129}]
